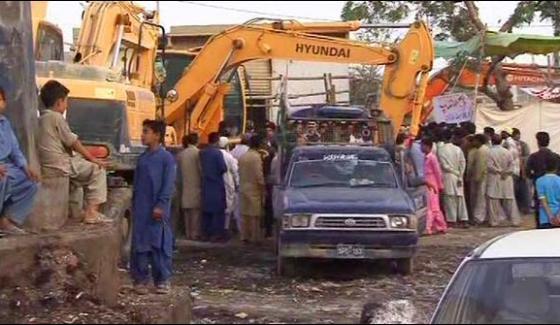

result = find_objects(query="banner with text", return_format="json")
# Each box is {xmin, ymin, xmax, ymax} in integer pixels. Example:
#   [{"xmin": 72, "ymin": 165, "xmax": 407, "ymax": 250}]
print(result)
[{"xmin": 433, "ymin": 93, "xmax": 474, "ymax": 124}]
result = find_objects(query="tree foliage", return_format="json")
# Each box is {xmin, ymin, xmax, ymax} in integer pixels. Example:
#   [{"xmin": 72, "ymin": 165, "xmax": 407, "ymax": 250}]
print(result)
[{"xmin": 341, "ymin": 1, "xmax": 560, "ymax": 111}]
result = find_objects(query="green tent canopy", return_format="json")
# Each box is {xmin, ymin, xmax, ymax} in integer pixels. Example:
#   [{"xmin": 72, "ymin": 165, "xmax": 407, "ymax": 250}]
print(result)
[{"xmin": 435, "ymin": 31, "xmax": 560, "ymax": 59}]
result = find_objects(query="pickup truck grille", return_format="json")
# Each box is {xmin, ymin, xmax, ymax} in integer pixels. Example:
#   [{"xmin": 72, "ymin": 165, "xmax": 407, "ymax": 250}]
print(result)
[{"xmin": 314, "ymin": 217, "xmax": 386, "ymax": 229}]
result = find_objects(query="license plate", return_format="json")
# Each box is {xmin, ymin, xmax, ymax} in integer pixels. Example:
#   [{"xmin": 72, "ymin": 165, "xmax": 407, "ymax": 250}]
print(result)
[{"xmin": 336, "ymin": 244, "xmax": 365, "ymax": 258}]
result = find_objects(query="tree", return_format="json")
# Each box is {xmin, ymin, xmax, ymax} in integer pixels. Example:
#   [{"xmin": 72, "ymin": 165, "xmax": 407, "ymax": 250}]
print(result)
[
  {"xmin": 341, "ymin": 1, "xmax": 539, "ymax": 111},
  {"xmin": 349, "ymin": 65, "xmax": 381, "ymax": 106},
  {"xmin": 535, "ymin": 1, "xmax": 560, "ymax": 66}
]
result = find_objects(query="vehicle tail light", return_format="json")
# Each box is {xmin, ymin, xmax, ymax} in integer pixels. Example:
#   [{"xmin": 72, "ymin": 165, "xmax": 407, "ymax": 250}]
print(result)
[{"xmin": 86, "ymin": 145, "xmax": 110, "ymax": 159}]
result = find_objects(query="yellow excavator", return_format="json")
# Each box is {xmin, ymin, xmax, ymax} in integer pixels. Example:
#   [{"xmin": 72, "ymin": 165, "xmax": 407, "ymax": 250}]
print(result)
[
  {"xmin": 34, "ymin": 1, "xmax": 164, "ymax": 175},
  {"xmin": 164, "ymin": 19, "xmax": 434, "ymax": 142},
  {"xmin": 31, "ymin": 1, "xmax": 63, "ymax": 62},
  {"xmin": 33, "ymin": 1, "xmax": 434, "ymax": 153}
]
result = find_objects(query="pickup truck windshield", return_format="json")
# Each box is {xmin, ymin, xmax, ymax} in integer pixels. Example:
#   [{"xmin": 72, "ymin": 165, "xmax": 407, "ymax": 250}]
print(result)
[
  {"xmin": 289, "ymin": 160, "xmax": 397, "ymax": 188},
  {"xmin": 432, "ymin": 258, "xmax": 560, "ymax": 324}
]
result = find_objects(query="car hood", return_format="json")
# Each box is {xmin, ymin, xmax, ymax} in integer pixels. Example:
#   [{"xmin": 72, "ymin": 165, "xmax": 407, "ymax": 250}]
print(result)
[{"xmin": 284, "ymin": 186, "xmax": 415, "ymax": 215}]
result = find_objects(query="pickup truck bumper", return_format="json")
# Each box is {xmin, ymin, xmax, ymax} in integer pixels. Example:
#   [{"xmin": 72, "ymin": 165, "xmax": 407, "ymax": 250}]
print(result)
[{"xmin": 279, "ymin": 230, "xmax": 418, "ymax": 260}]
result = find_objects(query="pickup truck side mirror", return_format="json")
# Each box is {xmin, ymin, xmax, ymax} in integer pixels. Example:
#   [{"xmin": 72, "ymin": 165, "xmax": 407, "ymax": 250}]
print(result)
[{"xmin": 408, "ymin": 176, "xmax": 425, "ymax": 188}]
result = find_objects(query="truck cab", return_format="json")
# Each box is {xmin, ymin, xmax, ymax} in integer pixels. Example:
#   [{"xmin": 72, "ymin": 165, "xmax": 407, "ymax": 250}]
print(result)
[{"xmin": 273, "ymin": 105, "xmax": 426, "ymax": 276}]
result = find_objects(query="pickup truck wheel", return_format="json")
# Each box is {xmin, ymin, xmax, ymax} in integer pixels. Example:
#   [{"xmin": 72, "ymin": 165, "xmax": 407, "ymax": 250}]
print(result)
[
  {"xmin": 277, "ymin": 256, "xmax": 296, "ymax": 277},
  {"xmin": 396, "ymin": 258, "xmax": 414, "ymax": 275}
]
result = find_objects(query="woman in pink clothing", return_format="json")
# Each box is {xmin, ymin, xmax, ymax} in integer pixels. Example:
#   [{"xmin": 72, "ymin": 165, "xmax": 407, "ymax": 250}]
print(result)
[{"xmin": 421, "ymin": 138, "xmax": 448, "ymax": 235}]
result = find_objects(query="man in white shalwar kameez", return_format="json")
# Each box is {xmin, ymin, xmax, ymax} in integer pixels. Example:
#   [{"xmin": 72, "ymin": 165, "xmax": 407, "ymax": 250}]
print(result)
[
  {"xmin": 486, "ymin": 134, "xmax": 520, "ymax": 227},
  {"xmin": 219, "ymin": 137, "xmax": 239, "ymax": 231},
  {"xmin": 437, "ymin": 130, "xmax": 469, "ymax": 225}
]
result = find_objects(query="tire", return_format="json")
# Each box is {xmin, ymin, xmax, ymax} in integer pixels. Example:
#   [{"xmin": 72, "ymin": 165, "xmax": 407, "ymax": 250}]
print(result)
[{"xmin": 396, "ymin": 258, "xmax": 414, "ymax": 275}]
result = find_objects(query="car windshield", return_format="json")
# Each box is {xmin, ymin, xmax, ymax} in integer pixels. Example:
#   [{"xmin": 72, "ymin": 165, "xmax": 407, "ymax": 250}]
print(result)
[
  {"xmin": 432, "ymin": 258, "xmax": 560, "ymax": 324},
  {"xmin": 289, "ymin": 159, "xmax": 397, "ymax": 188}
]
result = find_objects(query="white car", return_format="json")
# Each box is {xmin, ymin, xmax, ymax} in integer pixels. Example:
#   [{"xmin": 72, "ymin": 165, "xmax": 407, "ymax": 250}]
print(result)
[{"xmin": 431, "ymin": 229, "xmax": 560, "ymax": 324}]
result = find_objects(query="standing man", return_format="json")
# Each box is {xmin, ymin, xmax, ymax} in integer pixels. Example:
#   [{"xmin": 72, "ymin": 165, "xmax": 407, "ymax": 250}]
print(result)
[
  {"xmin": 536, "ymin": 155, "xmax": 560, "ymax": 229},
  {"xmin": 231, "ymin": 134, "xmax": 250, "ymax": 161},
  {"xmin": 409, "ymin": 128, "xmax": 426, "ymax": 179},
  {"xmin": 483, "ymin": 127, "xmax": 495, "ymax": 140},
  {"xmin": 219, "ymin": 137, "xmax": 239, "ymax": 233},
  {"xmin": 512, "ymin": 128, "xmax": 531, "ymax": 213},
  {"xmin": 487, "ymin": 134, "xmax": 520, "ymax": 227},
  {"xmin": 437, "ymin": 129, "xmax": 469, "ymax": 227},
  {"xmin": 238, "ymin": 135, "xmax": 266, "ymax": 244},
  {"xmin": 0, "ymin": 86, "xmax": 39, "ymax": 235},
  {"xmin": 501, "ymin": 128, "xmax": 522, "ymax": 211},
  {"xmin": 468, "ymin": 134, "xmax": 490, "ymax": 224},
  {"xmin": 263, "ymin": 122, "xmax": 278, "ymax": 238},
  {"xmin": 38, "ymin": 80, "xmax": 109, "ymax": 224},
  {"xmin": 176, "ymin": 133, "xmax": 202, "ymax": 240},
  {"xmin": 199, "ymin": 132, "xmax": 227, "ymax": 242},
  {"xmin": 130, "ymin": 120, "xmax": 176, "ymax": 295},
  {"xmin": 230, "ymin": 134, "xmax": 250, "ymax": 232},
  {"xmin": 527, "ymin": 132, "xmax": 560, "ymax": 228}
]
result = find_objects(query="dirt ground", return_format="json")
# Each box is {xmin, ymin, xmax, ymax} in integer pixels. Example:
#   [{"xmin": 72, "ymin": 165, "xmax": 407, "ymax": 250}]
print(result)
[
  {"xmin": 0, "ymin": 224, "xmax": 528, "ymax": 324},
  {"xmin": 182, "ymin": 226, "xmax": 523, "ymax": 324}
]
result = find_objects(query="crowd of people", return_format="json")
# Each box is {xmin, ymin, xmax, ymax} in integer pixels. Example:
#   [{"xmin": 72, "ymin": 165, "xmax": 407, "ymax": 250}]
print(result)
[
  {"xmin": 174, "ymin": 122, "xmax": 278, "ymax": 245},
  {"xmin": 3, "ymin": 78, "xmax": 560, "ymax": 293},
  {"xmin": 400, "ymin": 121, "xmax": 560, "ymax": 235}
]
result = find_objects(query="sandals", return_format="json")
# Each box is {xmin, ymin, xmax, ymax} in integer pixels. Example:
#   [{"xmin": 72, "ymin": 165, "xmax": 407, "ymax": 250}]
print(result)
[
  {"xmin": 83, "ymin": 212, "xmax": 113, "ymax": 225},
  {"xmin": 0, "ymin": 225, "xmax": 28, "ymax": 236},
  {"xmin": 156, "ymin": 282, "xmax": 171, "ymax": 295}
]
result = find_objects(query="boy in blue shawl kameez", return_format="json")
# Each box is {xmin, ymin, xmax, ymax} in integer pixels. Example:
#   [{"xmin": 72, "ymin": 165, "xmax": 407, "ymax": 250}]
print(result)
[{"xmin": 130, "ymin": 119, "xmax": 176, "ymax": 295}]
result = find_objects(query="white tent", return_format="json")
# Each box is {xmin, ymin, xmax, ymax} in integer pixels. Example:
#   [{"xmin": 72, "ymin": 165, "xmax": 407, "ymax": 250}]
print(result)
[{"xmin": 476, "ymin": 99, "xmax": 560, "ymax": 153}]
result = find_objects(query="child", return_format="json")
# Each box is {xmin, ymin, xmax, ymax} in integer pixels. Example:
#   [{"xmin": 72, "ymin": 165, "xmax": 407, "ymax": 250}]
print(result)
[
  {"xmin": 38, "ymin": 80, "xmax": 109, "ymax": 224},
  {"xmin": 0, "ymin": 86, "xmax": 39, "ymax": 235},
  {"xmin": 536, "ymin": 155, "xmax": 560, "ymax": 229},
  {"xmin": 421, "ymin": 138, "xmax": 447, "ymax": 235},
  {"xmin": 130, "ymin": 119, "xmax": 176, "ymax": 294}
]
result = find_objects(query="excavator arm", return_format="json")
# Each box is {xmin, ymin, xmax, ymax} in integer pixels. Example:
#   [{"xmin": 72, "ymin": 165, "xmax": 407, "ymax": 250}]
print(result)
[{"xmin": 165, "ymin": 20, "xmax": 433, "ymax": 139}]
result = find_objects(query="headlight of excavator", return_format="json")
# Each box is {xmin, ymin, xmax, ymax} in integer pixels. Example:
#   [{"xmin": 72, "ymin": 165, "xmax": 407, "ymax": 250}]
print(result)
[{"xmin": 166, "ymin": 89, "xmax": 178, "ymax": 102}]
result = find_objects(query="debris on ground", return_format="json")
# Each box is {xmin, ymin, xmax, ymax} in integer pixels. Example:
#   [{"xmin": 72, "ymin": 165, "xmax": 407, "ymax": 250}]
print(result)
[{"xmin": 0, "ymin": 227, "xmax": 518, "ymax": 324}]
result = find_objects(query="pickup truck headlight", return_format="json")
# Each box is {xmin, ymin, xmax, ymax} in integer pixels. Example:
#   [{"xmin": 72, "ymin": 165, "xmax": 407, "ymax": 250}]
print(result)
[
  {"xmin": 389, "ymin": 215, "xmax": 409, "ymax": 229},
  {"xmin": 290, "ymin": 214, "xmax": 311, "ymax": 228}
]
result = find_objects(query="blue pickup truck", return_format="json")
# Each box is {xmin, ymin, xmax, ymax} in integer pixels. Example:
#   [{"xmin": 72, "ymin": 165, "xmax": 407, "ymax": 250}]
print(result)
[{"xmin": 273, "ymin": 105, "xmax": 426, "ymax": 276}]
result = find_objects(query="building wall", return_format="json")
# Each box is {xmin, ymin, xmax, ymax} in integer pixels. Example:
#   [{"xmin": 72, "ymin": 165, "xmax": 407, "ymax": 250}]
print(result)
[{"xmin": 167, "ymin": 35, "xmax": 208, "ymax": 51}]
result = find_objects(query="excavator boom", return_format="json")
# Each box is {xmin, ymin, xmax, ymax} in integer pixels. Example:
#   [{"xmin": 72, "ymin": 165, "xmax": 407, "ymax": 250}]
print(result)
[{"xmin": 165, "ymin": 21, "xmax": 434, "ymax": 138}]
